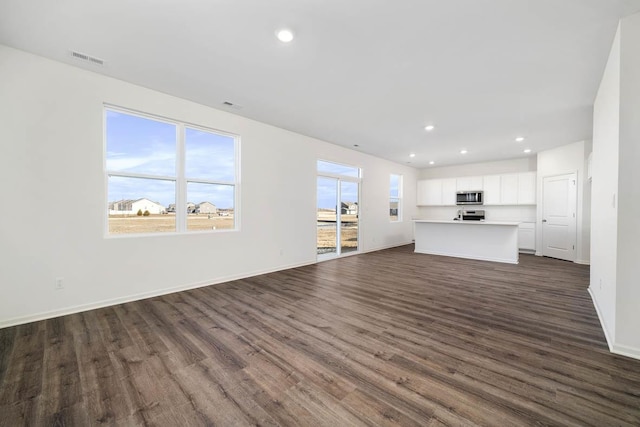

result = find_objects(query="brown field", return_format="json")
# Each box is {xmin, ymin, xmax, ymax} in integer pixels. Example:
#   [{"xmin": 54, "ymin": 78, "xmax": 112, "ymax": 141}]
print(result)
[
  {"xmin": 317, "ymin": 213, "xmax": 358, "ymax": 251},
  {"xmin": 108, "ymin": 214, "xmax": 235, "ymax": 234},
  {"xmin": 109, "ymin": 213, "xmax": 358, "ymax": 252}
]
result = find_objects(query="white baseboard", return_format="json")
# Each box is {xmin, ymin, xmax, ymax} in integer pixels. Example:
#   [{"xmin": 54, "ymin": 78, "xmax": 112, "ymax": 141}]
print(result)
[
  {"xmin": 612, "ymin": 343, "xmax": 640, "ymax": 360},
  {"xmin": 0, "ymin": 259, "xmax": 316, "ymax": 329},
  {"xmin": 575, "ymin": 259, "xmax": 591, "ymax": 265},
  {"xmin": 586, "ymin": 288, "xmax": 640, "ymax": 361},
  {"xmin": 587, "ymin": 287, "xmax": 614, "ymax": 351},
  {"xmin": 315, "ymin": 241, "xmax": 413, "ymax": 263},
  {"xmin": 363, "ymin": 240, "xmax": 414, "ymax": 254}
]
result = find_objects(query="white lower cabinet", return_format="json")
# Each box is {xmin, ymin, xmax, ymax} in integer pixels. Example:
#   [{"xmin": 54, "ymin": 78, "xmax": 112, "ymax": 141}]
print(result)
[{"xmin": 518, "ymin": 222, "xmax": 535, "ymax": 251}]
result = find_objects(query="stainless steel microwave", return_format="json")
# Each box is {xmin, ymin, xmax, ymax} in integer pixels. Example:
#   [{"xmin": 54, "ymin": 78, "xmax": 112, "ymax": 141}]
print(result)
[{"xmin": 456, "ymin": 190, "xmax": 483, "ymax": 205}]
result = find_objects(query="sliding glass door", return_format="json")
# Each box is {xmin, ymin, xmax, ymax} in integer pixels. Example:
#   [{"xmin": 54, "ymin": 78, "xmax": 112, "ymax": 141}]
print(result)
[
  {"xmin": 316, "ymin": 160, "xmax": 360, "ymax": 260},
  {"xmin": 317, "ymin": 176, "xmax": 338, "ymax": 256},
  {"xmin": 340, "ymin": 180, "xmax": 359, "ymax": 255}
]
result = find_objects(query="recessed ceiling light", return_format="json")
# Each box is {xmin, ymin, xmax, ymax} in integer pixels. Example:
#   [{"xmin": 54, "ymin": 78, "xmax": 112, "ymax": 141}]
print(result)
[
  {"xmin": 515, "ymin": 136, "xmax": 525, "ymax": 142},
  {"xmin": 524, "ymin": 148, "xmax": 532, "ymax": 153},
  {"xmin": 460, "ymin": 149, "xmax": 468, "ymax": 154},
  {"xmin": 429, "ymin": 161, "xmax": 435, "ymax": 165},
  {"xmin": 276, "ymin": 29, "xmax": 294, "ymax": 43},
  {"xmin": 409, "ymin": 153, "xmax": 416, "ymax": 158},
  {"xmin": 425, "ymin": 125, "xmax": 435, "ymax": 131}
]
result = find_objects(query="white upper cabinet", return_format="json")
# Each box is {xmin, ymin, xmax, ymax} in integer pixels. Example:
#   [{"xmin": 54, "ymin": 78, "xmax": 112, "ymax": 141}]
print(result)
[
  {"xmin": 456, "ymin": 176, "xmax": 483, "ymax": 191},
  {"xmin": 442, "ymin": 178, "xmax": 457, "ymax": 205},
  {"xmin": 417, "ymin": 179, "xmax": 442, "ymax": 205},
  {"xmin": 417, "ymin": 172, "xmax": 536, "ymax": 206},
  {"xmin": 517, "ymin": 172, "xmax": 536, "ymax": 204},
  {"xmin": 416, "ymin": 178, "xmax": 457, "ymax": 206},
  {"xmin": 500, "ymin": 173, "xmax": 519, "ymax": 205},
  {"xmin": 483, "ymin": 175, "xmax": 501, "ymax": 205}
]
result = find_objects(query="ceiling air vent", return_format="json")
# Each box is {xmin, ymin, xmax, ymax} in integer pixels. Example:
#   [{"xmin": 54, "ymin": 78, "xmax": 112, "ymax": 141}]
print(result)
[
  {"xmin": 222, "ymin": 101, "xmax": 243, "ymax": 110},
  {"xmin": 70, "ymin": 50, "xmax": 105, "ymax": 66}
]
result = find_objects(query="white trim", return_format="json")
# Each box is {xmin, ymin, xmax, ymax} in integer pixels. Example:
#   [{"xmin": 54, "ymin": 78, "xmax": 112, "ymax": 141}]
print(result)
[
  {"xmin": 588, "ymin": 287, "xmax": 640, "ymax": 361},
  {"xmin": 362, "ymin": 241, "xmax": 414, "ymax": 254},
  {"xmin": 575, "ymin": 259, "xmax": 591, "ymax": 265},
  {"xmin": 0, "ymin": 259, "xmax": 316, "ymax": 329},
  {"xmin": 587, "ymin": 287, "xmax": 614, "ymax": 351},
  {"xmin": 612, "ymin": 343, "xmax": 640, "ymax": 361}
]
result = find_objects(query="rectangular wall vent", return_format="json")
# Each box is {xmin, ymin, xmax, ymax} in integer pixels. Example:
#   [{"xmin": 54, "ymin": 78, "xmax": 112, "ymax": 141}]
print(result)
[
  {"xmin": 70, "ymin": 50, "xmax": 105, "ymax": 66},
  {"xmin": 222, "ymin": 101, "xmax": 243, "ymax": 110}
]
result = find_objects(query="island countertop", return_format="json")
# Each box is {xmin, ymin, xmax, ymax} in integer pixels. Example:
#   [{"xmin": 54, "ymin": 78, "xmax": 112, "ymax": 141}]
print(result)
[
  {"xmin": 413, "ymin": 219, "xmax": 519, "ymax": 264},
  {"xmin": 413, "ymin": 219, "xmax": 520, "ymax": 226}
]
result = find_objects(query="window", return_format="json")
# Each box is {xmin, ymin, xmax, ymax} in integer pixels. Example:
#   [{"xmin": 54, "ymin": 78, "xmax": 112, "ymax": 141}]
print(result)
[
  {"xmin": 390, "ymin": 174, "xmax": 402, "ymax": 221},
  {"xmin": 317, "ymin": 160, "xmax": 360, "ymax": 178},
  {"xmin": 105, "ymin": 107, "xmax": 238, "ymax": 235}
]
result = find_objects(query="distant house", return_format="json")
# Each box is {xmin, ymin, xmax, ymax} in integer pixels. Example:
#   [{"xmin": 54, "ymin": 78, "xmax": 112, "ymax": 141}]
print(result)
[
  {"xmin": 132, "ymin": 198, "xmax": 165, "ymax": 214},
  {"xmin": 109, "ymin": 198, "xmax": 166, "ymax": 214},
  {"xmin": 341, "ymin": 202, "xmax": 358, "ymax": 215},
  {"xmin": 196, "ymin": 202, "xmax": 217, "ymax": 214},
  {"xmin": 166, "ymin": 204, "xmax": 176, "ymax": 213},
  {"xmin": 186, "ymin": 202, "xmax": 196, "ymax": 214}
]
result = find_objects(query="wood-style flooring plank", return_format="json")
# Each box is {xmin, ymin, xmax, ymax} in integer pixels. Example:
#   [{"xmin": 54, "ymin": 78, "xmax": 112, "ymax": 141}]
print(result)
[{"xmin": 1, "ymin": 246, "xmax": 640, "ymax": 426}]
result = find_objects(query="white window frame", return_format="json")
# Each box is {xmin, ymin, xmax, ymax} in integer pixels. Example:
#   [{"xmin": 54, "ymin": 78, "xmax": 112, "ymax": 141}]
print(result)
[
  {"xmin": 390, "ymin": 173, "xmax": 402, "ymax": 222},
  {"xmin": 104, "ymin": 105, "xmax": 240, "ymax": 237}
]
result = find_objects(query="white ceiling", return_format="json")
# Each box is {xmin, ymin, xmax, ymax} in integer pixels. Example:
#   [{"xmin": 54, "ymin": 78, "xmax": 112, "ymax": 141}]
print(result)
[{"xmin": 2, "ymin": 0, "xmax": 639, "ymax": 168}]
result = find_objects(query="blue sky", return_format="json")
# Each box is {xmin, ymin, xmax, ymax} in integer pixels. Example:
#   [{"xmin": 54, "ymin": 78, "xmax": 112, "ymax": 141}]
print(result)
[
  {"xmin": 107, "ymin": 110, "xmax": 235, "ymax": 208},
  {"xmin": 317, "ymin": 161, "xmax": 360, "ymax": 210}
]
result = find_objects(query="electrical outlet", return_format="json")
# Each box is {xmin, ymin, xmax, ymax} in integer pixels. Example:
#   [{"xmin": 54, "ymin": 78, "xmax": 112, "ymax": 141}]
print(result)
[{"xmin": 54, "ymin": 277, "xmax": 64, "ymax": 290}]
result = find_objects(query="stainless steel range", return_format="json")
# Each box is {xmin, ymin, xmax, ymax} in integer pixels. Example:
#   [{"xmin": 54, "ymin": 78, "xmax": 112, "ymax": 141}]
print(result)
[{"xmin": 456, "ymin": 209, "xmax": 485, "ymax": 221}]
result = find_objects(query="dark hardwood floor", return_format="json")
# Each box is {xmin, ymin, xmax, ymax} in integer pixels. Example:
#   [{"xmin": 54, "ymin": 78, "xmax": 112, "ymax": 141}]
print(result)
[{"xmin": 1, "ymin": 245, "xmax": 640, "ymax": 426}]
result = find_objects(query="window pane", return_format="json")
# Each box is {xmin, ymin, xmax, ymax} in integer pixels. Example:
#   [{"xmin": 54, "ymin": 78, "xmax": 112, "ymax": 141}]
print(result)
[
  {"xmin": 317, "ymin": 160, "xmax": 359, "ymax": 178},
  {"xmin": 108, "ymin": 176, "xmax": 175, "ymax": 234},
  {"xmin": 106, "ymin": 110, "xmax": 176, "ymax": 176},
  {"xmin": 186, "ymin": 182, "xmax": 235, "ymax": 231},
  {"xmin": 390, "ymin": 198, "xmax": 399, "ymax": 221},
  {"xmin": 390, "ymin": 174, "xmax": 400, "ymax": 198},
  {"xmin": 317, "ymin": 177, "xmax": 337, "ymax": 255},
  {"xmin": 185, "ymin": 128, "xmax": 235, "ymax": 181}
]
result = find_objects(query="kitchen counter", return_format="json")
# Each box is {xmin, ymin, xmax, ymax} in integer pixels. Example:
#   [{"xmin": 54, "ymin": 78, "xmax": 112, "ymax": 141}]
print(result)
[
  {"xmin": 414, "ymin": 219, "xmax": 520, "ymax": 226},
  {"xmin": 413, "ymin": 220, "xmax": 519, "ymax": 264}
]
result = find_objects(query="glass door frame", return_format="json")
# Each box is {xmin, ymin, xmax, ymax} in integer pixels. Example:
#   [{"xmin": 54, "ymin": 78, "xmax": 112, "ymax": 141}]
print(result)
[{"xmin": 316, "ymin": 171, "xmax": 361, "ymax": 262}]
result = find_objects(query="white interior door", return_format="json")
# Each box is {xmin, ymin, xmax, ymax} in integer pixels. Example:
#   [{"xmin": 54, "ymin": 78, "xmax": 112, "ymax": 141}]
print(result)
[{"xmin": 542, "ymin": 173, "xmax": 577, "ymax": 261}]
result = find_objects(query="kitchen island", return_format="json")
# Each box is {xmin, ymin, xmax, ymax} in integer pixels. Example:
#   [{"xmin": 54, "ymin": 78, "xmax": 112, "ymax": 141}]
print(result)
[{"xmin": 414, "ymin": 220, "xmax": 519, "ymax": 264}]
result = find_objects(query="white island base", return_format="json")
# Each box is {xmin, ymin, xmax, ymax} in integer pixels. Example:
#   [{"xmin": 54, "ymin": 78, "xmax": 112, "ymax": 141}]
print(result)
[{"xmin": 414, "ymin": 220, "xmax": 519, "ymax": 264}]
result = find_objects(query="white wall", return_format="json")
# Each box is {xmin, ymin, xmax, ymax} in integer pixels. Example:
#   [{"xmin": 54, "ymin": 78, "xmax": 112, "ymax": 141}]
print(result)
[
  {"xmin": 591, "ymin": 12, "xmax": 640, "ymax": 360},
  {"xmin": 416, "ymin": 158, "xmax": 537, "ymax": 223},
  {"xmin": 591, "ymin": 25, "xmax": 620, "ymax": 343},
  {"xmin": 0, "ymin": 45, "xmax": 417, "ymax": 327},
  {"xmin": 616, "ymin": 12, "xmax": 640, "ymax": 354},
  {"xmin": 536, "ymin": 140, "xmax": 592, "ymax": 264}
]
